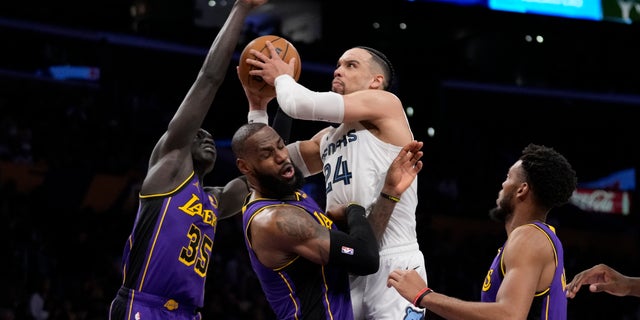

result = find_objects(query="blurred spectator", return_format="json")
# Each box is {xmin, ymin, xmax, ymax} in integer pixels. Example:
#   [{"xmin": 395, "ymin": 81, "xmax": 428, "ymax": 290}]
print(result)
[{"xmin": 28, "ymin": 277, "xmax": 50, "ymax": 320}]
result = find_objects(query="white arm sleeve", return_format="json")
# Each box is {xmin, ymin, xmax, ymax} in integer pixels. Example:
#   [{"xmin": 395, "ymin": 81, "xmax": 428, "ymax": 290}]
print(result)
[
  {"xmin": 247, "ymin": 110, "xmax": 268, "ymax": 124},
  {"xmin": 274, "ymin": 74, "xmax": 345, "ymax": 123},
  {"xmin": 286, "ymin": 141, "xmax": 312, "ymax": 177}
]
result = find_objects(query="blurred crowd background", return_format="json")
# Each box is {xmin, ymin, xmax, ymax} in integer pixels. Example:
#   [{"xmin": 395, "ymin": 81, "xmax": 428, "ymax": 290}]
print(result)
[{"xmin": 1, "ymin": 0, "xmax": 639, "ymax": 319}]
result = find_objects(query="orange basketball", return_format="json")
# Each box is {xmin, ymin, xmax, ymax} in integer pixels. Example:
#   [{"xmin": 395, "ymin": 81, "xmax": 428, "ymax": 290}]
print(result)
[{"xmin": 238, "ymin": 35, "xmax": 301, "ymax": 98}]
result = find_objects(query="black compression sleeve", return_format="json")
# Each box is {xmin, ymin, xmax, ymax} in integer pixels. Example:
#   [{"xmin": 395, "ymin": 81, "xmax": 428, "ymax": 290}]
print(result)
[
  {"xmin": 329, "ymin": 204, "xmax": 379, "ymax": 275},
  {"xmin": 271, "ymin": 107, "xmax": 293, "ymax": 144}
]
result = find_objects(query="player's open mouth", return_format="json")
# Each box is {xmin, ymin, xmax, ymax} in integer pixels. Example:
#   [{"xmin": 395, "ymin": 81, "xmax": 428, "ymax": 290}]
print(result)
[
  {"xmin": 280, "ymin": 164, "xmax": 295, "ymax": 179},
  {"xmin": 202, "ymin": 143, "xmax": 215, "ymax": 153}
]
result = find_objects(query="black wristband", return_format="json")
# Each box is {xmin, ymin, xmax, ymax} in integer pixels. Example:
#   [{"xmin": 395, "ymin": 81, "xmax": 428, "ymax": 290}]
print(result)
[
  {"xmin": 413, "ymin": 287, "xmax": 433, "ymax": 307},
  {"xmin": 380, "ymin": 192, "xmax": 400, "ymax": 203}
]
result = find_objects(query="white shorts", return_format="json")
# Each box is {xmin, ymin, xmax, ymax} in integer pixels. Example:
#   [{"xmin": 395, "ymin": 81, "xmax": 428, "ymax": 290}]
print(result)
[{"xmin": 350, "ymin": 243, "xmax": 428, "ymax": 320}]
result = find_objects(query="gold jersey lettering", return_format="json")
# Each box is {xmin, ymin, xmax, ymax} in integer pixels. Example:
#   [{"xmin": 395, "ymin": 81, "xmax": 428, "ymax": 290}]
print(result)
[
  {"xmin": 179, "ymin": 194, "xmax": 203, "ymax": 217},
  {"xmin": 314, "ymin": 211, "xmax": 333, "ymax": 229},
  {"xmin": 208, "ymin": 193, "xmax": 219, "ymax": 209},
  {"xmin": 202, "ymin": 209, "xmax": 217, "ymax": 227},
  {"xmin": 482, "ymin": 269, "xmax": 493, "ymax": 291}
]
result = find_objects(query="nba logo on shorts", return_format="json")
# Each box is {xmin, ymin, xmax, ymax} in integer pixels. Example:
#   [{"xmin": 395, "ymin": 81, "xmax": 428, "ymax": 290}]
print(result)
[{"xmin": 341, "ymin": 246, "xmax": 354, "ymax": 255}]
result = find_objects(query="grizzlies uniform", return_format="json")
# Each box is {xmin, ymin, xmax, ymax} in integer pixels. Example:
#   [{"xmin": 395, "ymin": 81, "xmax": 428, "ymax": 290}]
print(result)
[
  {"xmin": 110, "ymin": 172, "xmax": 218, "ymax": 320},
  {"xmin": 319, "ymin": 123, "xmax": 427, "ymax": 320},
  {"xmin": 242, "ymin": 190, "xmax": 354, "ymax": 320},
  {"xmin": 481, "ymin": 221, "xmax": 567, "ymax": 320}
]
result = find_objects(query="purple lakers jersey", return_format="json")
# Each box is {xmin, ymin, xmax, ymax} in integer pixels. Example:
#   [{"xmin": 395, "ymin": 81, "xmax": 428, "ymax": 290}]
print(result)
[
  {"xmin": 481, "ymin": 221, "xmax": 567, "ymax": 320},
  {"xmin": 119, "ymin": 171, "xmax": 219, "ymax": 309},
  {"xmin": 242, "ymin": 191, "xmax": 354, "ymax": 320}
]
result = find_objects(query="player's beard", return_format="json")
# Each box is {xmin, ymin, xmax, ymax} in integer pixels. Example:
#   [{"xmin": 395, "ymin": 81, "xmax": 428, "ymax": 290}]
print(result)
[
  {"xmin": 255, "ymin": 165, "xmax": 305, "ymax": 199},
  {"xmin": 489, "ymin": 191, "xmax": 514, "ymax": 223}
]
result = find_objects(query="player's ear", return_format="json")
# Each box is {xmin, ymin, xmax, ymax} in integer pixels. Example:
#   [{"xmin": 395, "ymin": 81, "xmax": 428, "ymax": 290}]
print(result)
[
  {"xmin": 516, "ymin": 181, "xmax": 530, "ymax": 199},
  {"xmin": 370, "ymin": 74, "xmax": 384, "ymax": 89},
  {"xmin": 236, "ymin": 158, "xmax": 250, "ymax": 175}
]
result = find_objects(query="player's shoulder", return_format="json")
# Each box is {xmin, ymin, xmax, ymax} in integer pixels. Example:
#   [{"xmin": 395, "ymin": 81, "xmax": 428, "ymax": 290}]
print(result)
[
  {"xmin": 508, "ymin": 223, "xmax": 554, "ymax": 249},
  {"xmin": 366, "ymin": 88, "xmax": 402, "ymax": 104},
  {"xmin": 257, "ymin": 202, "xmax": 308, "ymax": 219},
  {"xmin": 513, "ymin": 223, "xmax": 548, "ymax": 236},
  {"xmin": 375, "ymin": 88, "xmax": 402, "ymax": 104},
  {"xmin": 253, "ymin": 204, "xmax": 317, "ymax": 237}
]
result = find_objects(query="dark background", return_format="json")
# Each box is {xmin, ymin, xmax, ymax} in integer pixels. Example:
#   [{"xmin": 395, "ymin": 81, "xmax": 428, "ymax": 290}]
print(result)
[{"xmin": 1, "ymin": 0, "xmax": 639, "ymax": 319}]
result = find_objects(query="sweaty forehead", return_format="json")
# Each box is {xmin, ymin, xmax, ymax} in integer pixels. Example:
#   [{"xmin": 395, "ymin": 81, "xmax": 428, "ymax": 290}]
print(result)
[
  {"xmin": 339, "ymin": 48, "xmax": 371, "ymax": 63},
  {"xmin": 508, "ymin": 160, "xmax": 525, "ymax": 178},
  {"xmin": 249, "ymin": 126, "xmax": 280, "ymax": 149}
]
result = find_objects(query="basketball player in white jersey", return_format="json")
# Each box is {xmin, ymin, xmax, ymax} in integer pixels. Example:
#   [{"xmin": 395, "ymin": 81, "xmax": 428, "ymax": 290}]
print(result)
[{"xmin": 243, "ymin": 43, "xmax": 428, "ymax": 320}]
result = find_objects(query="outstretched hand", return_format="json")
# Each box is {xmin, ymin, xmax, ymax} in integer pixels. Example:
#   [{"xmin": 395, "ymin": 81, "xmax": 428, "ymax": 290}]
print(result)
[
  {"xmin": 236, "ymin": 66, "xmax": 275, "ymax": 111},
  {"xmin": 246, "ymin": 41, "xmax": 297, "ymax": 86},
  {"xmin": 383, "ymin": 140, "xmax": 424, "ymax": 196},
  {"xmin": 566, "ymin": 264, "xmax": 634, "ymax": 298},
  {"xmin": 387, "ymin": 269, "xmax": 428, "ymax": 305}
]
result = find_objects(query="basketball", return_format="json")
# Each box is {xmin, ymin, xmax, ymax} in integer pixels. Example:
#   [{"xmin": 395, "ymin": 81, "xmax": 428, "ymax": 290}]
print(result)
[{"xmin": 238, "ymin": 35, "xmax": 301, "ymax": 98}]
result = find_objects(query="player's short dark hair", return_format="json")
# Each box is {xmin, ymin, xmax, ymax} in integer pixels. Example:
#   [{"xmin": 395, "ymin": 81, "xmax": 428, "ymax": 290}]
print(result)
[
  {"xmin": 519, "ymin": 143, "xmax": 577, "ymax": 210},
  {"xmin": 355, "ymin": 46, "xmax": 395, "ymax": 92},
  {"xmin": 231, "ymin": 122, "xmax": 267, "ymax": 158}
]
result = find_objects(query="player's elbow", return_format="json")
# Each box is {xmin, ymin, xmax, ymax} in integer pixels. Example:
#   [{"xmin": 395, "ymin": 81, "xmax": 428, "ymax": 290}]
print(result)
[
  {"xmin": 351, "ymin": 248, "xmax": 380, "ymax": 276},
  {"xmin": 329, "ymin": 230, "xmax": 380, "ymax": 275}
]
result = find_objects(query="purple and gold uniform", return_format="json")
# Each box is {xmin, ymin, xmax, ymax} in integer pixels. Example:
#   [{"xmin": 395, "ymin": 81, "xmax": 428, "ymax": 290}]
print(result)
[
  {"xmin": 242, "ymin": 190, "xmax": 354, "ymax": 320},
  {"xmin": 110, "ymin": 172, "xmax": 218, "ymax": 320},
  {"xmin": 481, "ymin": 221, "xmax": 567, "ymax": 320}
]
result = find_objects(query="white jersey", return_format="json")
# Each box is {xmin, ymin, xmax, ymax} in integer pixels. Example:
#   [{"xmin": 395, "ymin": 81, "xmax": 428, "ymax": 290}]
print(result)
[
  {"xmin": 320, "ymin": 122, "xmax": 427, "ymax": 319},
  {"xmin": 319, "ymin": 122, "xmax": 419, "ymax": 250}
]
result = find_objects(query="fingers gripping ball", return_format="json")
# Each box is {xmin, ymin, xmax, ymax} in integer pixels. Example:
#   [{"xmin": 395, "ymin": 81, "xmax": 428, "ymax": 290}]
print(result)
[{"xmin": 238, "ymin": 35, "xmax": 301, "ymax": 98}]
